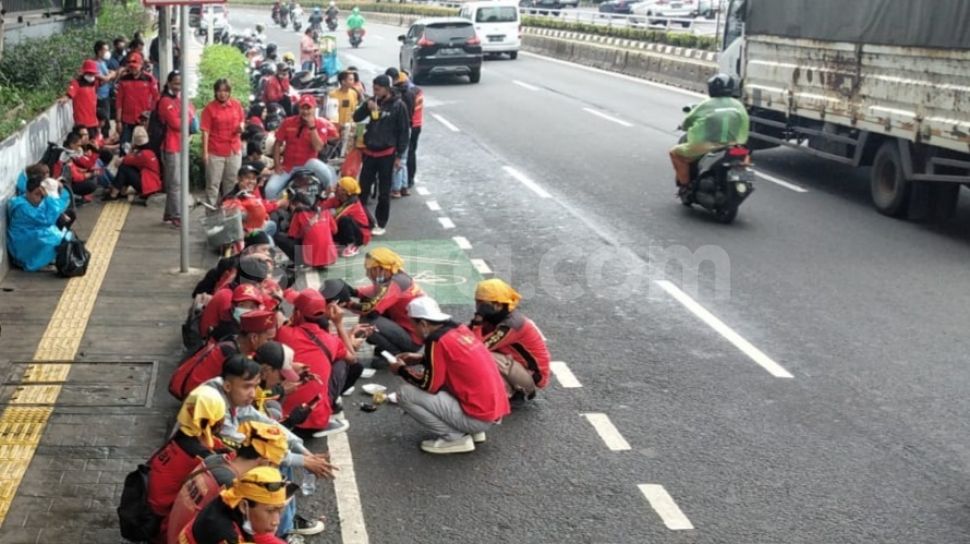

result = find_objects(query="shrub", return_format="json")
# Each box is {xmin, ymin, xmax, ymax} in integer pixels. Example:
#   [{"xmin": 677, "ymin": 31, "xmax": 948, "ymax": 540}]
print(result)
[
  {"xmin": 520, "ymin": 15, "xmax": 717, "ymax": 50},
  {"xmin": 0, "ymin": 2, "xmax": 152, "ymax": 140},
  {"xmin": 194, "ymin": 44, "xmax": 251, "ymax": 110}
]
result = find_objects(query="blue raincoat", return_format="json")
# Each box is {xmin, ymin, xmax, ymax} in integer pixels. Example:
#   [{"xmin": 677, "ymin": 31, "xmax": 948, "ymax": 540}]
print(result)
[{"xmin": 6, "ymin": 190, "xmax": 71, "ymax": 271}]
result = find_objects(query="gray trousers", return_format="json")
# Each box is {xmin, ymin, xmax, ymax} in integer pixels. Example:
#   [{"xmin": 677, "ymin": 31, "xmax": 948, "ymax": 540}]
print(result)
[
  {"xmin": 205, "ymin": 152, "xmax": 242, "ymax": 206},
  {"xmin": 398, "ymin": 383, "xmax": 494, "ymax": 441},
  {"xmin": 162, "ymin": 152, "xmax": 181, "ymax": 220}
]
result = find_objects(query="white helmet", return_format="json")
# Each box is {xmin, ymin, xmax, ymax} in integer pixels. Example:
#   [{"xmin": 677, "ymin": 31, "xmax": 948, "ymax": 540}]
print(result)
[{"xmin": 329, "ymin": 1, "xmax": 335, "ymax": 6}]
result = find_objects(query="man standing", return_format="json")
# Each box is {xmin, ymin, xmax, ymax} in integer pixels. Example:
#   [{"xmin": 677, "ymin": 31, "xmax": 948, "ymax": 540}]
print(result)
[
  {"xmin": 266, "ymin": 95, "xmax": 339, "ymax": 199},
  {"xmin": 115, "ymin": 52, "xmax": 158, "ymax": 145},
  {"xmin": 386, "ymin": 67, "xmax": 423, "ymax": 194},
  {"xmin": 93, "ymin": 41, "xmax": 117, "ymax": 139},
  {"xmin": 351, "ymin": 75, "xmax": 409, "ymax": 236},
  {"xmin": 391, "ymin": 297, "xmax": 511, "ymax": 454}
]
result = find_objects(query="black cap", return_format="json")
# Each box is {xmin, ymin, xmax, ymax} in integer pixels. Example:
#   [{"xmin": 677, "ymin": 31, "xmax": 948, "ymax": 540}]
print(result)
[
  {"xmin": 320, "ymin": 278, "xmax": 353, "ymax": 304},
  {"xmin": 253, "ymin": 341, "xmax": 284, "ymax": 369},
  {"xmin": 373, "ymin": 74, "xmax": 392, "ymax": 89},
  {"xmin": 238, "ymin": 164, "xmax": 260, "ymax": 178},
  {"xmin": 244, "ymin": 230, "xmax": 272, "ymax": 248},
  {"xmin": 384, "ymin": 67, "xmax": 400, "ymax": 80}
]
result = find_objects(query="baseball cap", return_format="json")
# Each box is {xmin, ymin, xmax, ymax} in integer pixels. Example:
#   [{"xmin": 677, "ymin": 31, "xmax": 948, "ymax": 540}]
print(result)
[
  {"xmin": 294, "ymin": 289, "xmax": 327, "ymax": 318},
  {"xmin": 253, "ymin": 341, "xmax": 300, "ymax": 382},
  {"xmin": 297, "ymin": 94, "xmax": 317, "ymax": 108},
  {"xmin": 407, "ymin": 296, "xmax": 451, "ymax": 322},
  {"xmin": 320, "ymin": 278, "xmax": 353, "ymax": 304}
]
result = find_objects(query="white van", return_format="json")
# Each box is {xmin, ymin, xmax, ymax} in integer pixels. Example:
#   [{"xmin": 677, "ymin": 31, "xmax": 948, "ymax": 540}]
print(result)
[{"xmin": 458, "ymin": 1, "xmax": 521, "ymax": 59}]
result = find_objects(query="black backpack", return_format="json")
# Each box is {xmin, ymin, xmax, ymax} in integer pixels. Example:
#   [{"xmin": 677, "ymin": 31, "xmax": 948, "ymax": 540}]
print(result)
[
  {"xmin": 117, "ymin": 463, "xmax": 160, "ymax": 542},
  {"xmin": 146, "ymin": 101, "xmax": 167, "ymax": 159}
]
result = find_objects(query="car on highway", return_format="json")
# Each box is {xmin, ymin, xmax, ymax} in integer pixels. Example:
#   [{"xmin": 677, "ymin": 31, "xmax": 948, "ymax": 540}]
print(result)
[
  {"xmin": 399, "ymin": 18, "xmax": 484, "ymax": 84},
  {"xmin": 632, "ymin": 0, "xmax": 716, "ymax": 25},
  {"xmin": 519, "ymin": 0, "xmax": 578, "ymax": 15},
  {"xmin": 459, "ymin": 1, "xmax": 521, "ymax": 59},
  {"xmin": 598, "ymin": 0, "xmax": 639, "ymax": 14}
]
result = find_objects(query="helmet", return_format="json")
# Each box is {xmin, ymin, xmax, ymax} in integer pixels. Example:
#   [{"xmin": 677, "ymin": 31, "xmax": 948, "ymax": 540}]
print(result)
[
  {"xmin": 255, "ymin": 24, "xmax": 264, "ymax": 33},
  {"xmin": 707, "ymin": 73, "xmax": 735, "ymax": 98},
  {"xmin": 315, "ymin": 6, "xmax": 321, "ymax": 12},
  {"xmin": 352, "ymin": 6, "xmax": 359, "ymax": 13},
  {"xmin": 329, "ymin": 1, "xmax": 335, "ymax": 6},
  {"xmin": 282, "ymin": 51, "xmax": 295, "ymax": 63},
  {"xmin": 259, "ymin": 62, "xmax": 276, "ymax": 76},
  {"xmin": 266, "ymin": 42, "xmax": 278, "ymax": 57},
  {"xmin": 276, "ymin": 62, "xmax": 289, "ymax": 74}
]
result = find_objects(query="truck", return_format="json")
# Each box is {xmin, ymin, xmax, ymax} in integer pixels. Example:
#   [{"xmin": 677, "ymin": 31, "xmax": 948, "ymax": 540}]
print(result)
[{"xmin": 718, "ymin": 0, "xmax": 970, "ymax": 219}]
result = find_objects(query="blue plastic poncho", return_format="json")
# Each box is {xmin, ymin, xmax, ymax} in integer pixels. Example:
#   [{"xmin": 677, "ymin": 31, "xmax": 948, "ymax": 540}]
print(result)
[{"xmin": 6, "ymin": 190, "xmax": 71, "ymax": 272}]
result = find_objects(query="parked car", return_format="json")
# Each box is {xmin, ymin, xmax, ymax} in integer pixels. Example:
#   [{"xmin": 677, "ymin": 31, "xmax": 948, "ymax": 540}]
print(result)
[
  {"xmin": 632, "ymin": 0, "xmax": 714, "ymax": 25},
  {"xmin": 399, "ymin": 18, "xmax": 484, "ymax": 84},
  {"xmin": 459, "ymin": 1, "xmax": 521, "ymax": 59},
  {"xmin": 519, "ymin": 0, "xmax": 570, "ymax": 15},
  {"xmin": 598, "ymin": 0, "xmax": 637, "ymax": 14}
]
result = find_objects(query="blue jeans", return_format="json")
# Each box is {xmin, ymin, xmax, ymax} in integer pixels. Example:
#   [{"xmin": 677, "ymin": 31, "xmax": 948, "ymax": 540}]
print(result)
[
  {"xmin": 391, "ymin": 149, "xmax": 408, "ymax": 192},
  {"xmin": 265, "ymin": 159, "xmax": 336, "ymax": 200},
  {"xmin": 278, "ymin": 465, "xmax": 297, "ymax": 536}
]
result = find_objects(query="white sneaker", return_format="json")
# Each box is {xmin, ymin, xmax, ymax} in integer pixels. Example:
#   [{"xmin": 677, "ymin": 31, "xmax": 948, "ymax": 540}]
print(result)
[
  {"xmin": 371, "ymin": 226, "xmax": 386, "ymax": 236},
  {"xmin": 312, "ymin": 417, "xmax": 350, "ymax": 438},
  {"xmin": 420, "ymin": 435, "xmax": 475, "ymax": 454},
  {"xmin": 291, "ymin": 515, "xmax": 325, "ymax": 536},
  {"xmin": 471, "ymin": 432, "xmax": 486, "ymax": 444},
  {"xmin": 342, "ymin": 386, "xmax": 355, "ymax": 396}
]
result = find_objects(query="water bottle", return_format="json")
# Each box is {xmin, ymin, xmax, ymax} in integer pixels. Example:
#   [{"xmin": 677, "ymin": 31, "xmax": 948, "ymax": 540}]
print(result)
[{"xmin": 301, "ymin": 469, "xmax": 317, "ymax": 496}]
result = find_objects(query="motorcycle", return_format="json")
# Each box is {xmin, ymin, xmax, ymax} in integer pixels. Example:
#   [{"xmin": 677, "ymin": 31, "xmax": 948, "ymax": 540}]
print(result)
[
  {"xmin": 348, "ymin": 28, "xmax": 364, "ymax": 48},
  {"xmin": 326, "ymin": 15, "xmax": 338, "ymax": 31},
  {"xmin": 676, "ymin": 107, "xmax": 754, "ymax": 224},
  {"xmin": 291, "ymin": 6, "xmax": 304, "ymax": 32},
  {"xmin": 271, "ymin": 4, "xmax": 282, "ymax": 25},
  {"xmin": 278, "ymin": 3, "xmax": 290, "ymax": 27}
]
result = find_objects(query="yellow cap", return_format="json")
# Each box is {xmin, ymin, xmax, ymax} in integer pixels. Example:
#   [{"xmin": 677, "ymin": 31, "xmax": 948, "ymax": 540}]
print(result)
[
  {"xmin": 364, "ymin": 247, "xmax": 404, "ymax": 274},
  {"xmin": 338, "ymin": 176, "xmax": 361, "ymax": 196},
  {"xmin": 220, "ymin": 466, "xmax": 291, "ymax": 508},
  {"xmin": 238, "ymin": 421, "xmax": 289, "ymax": 465},
  {"xmin": 475, "ymin": 278, "xmax": 522, "ymax": 310},
  {"xmin": 176, "ymin": 386, "xmax": 226, "ymax": 449}
]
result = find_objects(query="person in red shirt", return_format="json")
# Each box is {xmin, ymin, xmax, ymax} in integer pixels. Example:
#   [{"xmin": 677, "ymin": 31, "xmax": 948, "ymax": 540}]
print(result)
[
  {"xmin": 265, "ymin": 94, "xmax": 339, "ymax": 200},
  {"xmin": 470, "ymin": 279, "xmax": 551, "ymax": 402},
  {"xmin": 115, "ymin": 52, "xmax": 159, "ymax": 146},
  {"xmin": 259, "ymin": 63, "xmax": 292, "ymax": 114},
  {"xmin": 58, "ymin": 130, "xmax": 99, "ymax": 198},
  {"xmin": 391, "ymin": 296, "xmax": 511, "ymax": 455},
  {"xmin": 107, "ymin": 125, "xmax": 162, "ymax": 201},
  {"xmin": 147, "ymin": 386, "xmax": 227, "ymax": 539},
  {"xmin": 165, "ymin": 421, "xmax": 288, "ymax": 544},
  {"xmin": 201, "ymin": 78, "xmax": 246, "ymax": 207},
  {"xmin": 320, "ymin": 176, "xmax": 371, "ymax": 257},
  {"xmin": 158, "ymin": 70, "xmax": 195, "ymax": 227},
  {"xmin": 348, "ymin": 247, "xmax": 424, "ymax": 361},
  {"xmin": 61, "ymin": 59, "xmax": 100, "ymax": 140},
  {"xmin": 275, "ymin": 289, "xmax": 355, "ymax": 437}
]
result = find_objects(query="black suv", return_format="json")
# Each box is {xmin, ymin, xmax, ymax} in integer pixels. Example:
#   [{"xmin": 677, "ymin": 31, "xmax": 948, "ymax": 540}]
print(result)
[{"xmin": 399, "ymin": 18, "xmax": 483, "ymax": 84}]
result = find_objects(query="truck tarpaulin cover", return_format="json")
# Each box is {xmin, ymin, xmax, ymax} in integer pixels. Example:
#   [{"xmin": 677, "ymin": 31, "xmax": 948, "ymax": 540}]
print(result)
[{"xmin": 745, "ymin": 0, "xmax": 970, "ymax": 50}]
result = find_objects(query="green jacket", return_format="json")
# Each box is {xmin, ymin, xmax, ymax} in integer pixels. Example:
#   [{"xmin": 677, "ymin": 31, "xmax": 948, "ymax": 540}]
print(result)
[
  {"xmin": 347, "ymin": 12, "xmax": 365, "ymax": 29},
  {"xmin": 683, "ymin": 96, "xmax": 749, "ymax": 148}
]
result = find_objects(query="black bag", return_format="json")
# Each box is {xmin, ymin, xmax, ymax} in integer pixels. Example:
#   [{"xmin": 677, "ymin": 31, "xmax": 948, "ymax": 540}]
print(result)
[
  {"xmin": 55, "ymin": 236, "xmax": 90, "ymax": 277},
  {"xmin": 117, "ymin": 464, "xmax": 160, "ymax": 542},
  {"xmin": 181, "ymin": 305, "xmax": 204, "ymax": 352}
]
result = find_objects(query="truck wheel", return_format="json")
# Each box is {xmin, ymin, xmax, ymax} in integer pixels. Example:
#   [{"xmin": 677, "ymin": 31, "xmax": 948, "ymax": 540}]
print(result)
[{"xmin": 870, "ymin": 141, "xmax": 910, "ymax": 218}]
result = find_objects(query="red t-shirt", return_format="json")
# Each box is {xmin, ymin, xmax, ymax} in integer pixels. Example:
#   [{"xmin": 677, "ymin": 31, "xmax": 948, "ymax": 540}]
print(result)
[
  {"xmin": 116, "ymin": 74, "xmax": 159, "ymax": 125},
  {"xmin": 275, "ymin": 115, "xmax": 338, "ymax": 172},
  {"xmin": 121, "ymin": 148, "xmax": 162, "ymax": 197},
  {"xmin": 276, "ymin": 322, "xmax": 347, "ymax": 430},
  {"xmin": 356, "ymin": 273, "xmax": 424, "ymax": 345},
  {"xmin": 159, "ymin": 94, "xmax": 196, "ymax": 153},
  {"xmin": 67, "ymin": 79, "xmax": 98, "ymax": 128},
  {"xmin": 321, "ymin": 196, "xmax": 372, "ymax": 245},
  {"xmin": 201, "ymin": 98, "xmax": 245, "ymax": 157},
  {"xmin": 146, "ymin": 432, "xmax": 223, "ymax": 519},
  {"xmin": 399, "ymin": 323, "xmax": 511, "ymax": 422},
  {"xmin": 472, "ymin": 312, "xmax": 551, "ymax": 388}
]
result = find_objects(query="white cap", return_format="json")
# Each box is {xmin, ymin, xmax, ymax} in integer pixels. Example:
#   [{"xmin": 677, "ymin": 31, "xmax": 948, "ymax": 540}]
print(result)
[{"xmin": 407, "ymin": 296, "xmax": 451, "ymax": 322}]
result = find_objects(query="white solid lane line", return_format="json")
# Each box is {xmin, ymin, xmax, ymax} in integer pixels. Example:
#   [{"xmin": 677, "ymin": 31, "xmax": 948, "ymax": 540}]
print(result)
[
  {"xmin": 550, "ymin": 361, "xmax": 582, "ymax": 388},
  {"xmin": 519, "ymin": 51, "xmax": 706, "ymax": 99},
  {"xmin": 415, "ymin": 186, "xmax": 430, "ymax": 196},
  {"xmin": 512, "ymin": 79, "xmax": 540, "ymax": 91},
  {"xmin": 342, "ymin": 53, "xmax": 382, "ymax": 74},
  {"xmin": 426, "ymin": 200, "xmax": 441, "ymax": 211},
  {"xmin": 583, "ymin": 107, "xmax": 634, "ymax": 127},
  {"xmin": 438, "ymin": 217, "xmax": 456, "ymax": 229},
  {"xmin": 452, "ymin": 236, "xmax": 472, "ymax": 250},
  {"xmin": 755, "ymin": 171, "xmax": 809, "ymax": 193},
  {"xmin": 470, "ymin": 258, "xmax": 492, "ymax": 274},
  {"xmin": 503, "ymin": 166, "xmax": 551, "ymax": 199},
  {"xmin": 639, "ymin": 484, "xmax": 695, "ymax": 531},
  {"xmin": 302, "ymin": 270, "xmax": 370, "ymax": 543},
  {"xmin": 431, "ymin": 113, "xmax": 460, "ymax": 132},
  {"xmin": 581, "ymin": 413, "xmax": 631, "ymax": 451},
  {"xmin": 654, "ymin": 280, "xmax": 794, "ymax": 379}
]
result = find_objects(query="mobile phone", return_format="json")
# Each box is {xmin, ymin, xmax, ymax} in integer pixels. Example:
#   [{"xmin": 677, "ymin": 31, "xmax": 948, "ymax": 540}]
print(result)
[{"xmin": 380, "ymin": 351, "xmax": 397, "ymax": 364}]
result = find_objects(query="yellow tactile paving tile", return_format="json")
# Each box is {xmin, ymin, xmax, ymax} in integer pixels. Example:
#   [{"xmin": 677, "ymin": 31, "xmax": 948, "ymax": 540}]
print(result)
[{"xmin": 0, "ymin": 202, "xmax": 128, "ymax": 528}]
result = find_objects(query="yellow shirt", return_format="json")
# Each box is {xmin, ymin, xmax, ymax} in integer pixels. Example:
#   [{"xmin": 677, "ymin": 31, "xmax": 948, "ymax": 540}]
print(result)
[{"xmin": 329, "ymin": 88, "xmax": 359, "ymax": 126}]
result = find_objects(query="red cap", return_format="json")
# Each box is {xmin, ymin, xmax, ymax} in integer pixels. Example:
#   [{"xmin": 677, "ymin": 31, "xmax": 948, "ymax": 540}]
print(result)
[
  {"xmin": 297, "ymin": 94, "xmax": 317, "ymax": 108},
  {"xmin": 294, "ymin": 289, "xmax": 327, "ymax": 318},
  {"xmin": 233, "ymin": 284, "xmax": 264, "ymax": 305},
  {"xmin": 81, "ymin": 59, "xmax": 99, "ymax": 74},
  {"xmin": 240, "ymin": 310, "xmax": 277, "ymax": 334}
]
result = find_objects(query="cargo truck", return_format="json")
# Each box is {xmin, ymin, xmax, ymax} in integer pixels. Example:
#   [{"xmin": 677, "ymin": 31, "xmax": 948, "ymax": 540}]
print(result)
[{"xmin": 718, "ymin": 0, "xmax": 970, "ymax": 219}]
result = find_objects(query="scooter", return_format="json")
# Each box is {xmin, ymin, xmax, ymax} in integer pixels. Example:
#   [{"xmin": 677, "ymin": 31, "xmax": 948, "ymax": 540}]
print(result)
[
  {"xmin": 326, "ymin": 15, "xmax": 338, "ymax": 31},
  {"xmin": 676, "ymin": 107, "xmax": 754, "ymax": 224},
  {"xmin": 348, "ymin": 28, "xmax": 364, "ymax": 48},
  {"xmin": 291, "ymin": 6, "xmax": 304, "ymax": 32},
  {"xmin": 278, "ymin": 3, "xmax": 289, "ymax": 27}
]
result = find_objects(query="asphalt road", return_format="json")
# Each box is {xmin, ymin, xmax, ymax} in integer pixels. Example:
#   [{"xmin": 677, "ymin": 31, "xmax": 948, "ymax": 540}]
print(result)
[{"xmin": 231, "ymin": 9, "xmax": 970, "ymax": 543}]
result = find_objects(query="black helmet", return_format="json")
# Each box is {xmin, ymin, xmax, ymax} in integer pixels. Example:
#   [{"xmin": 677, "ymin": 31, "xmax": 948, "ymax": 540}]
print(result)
[
  {"xmin": 266, "ymin": 42, "xmax": 278, "ymax": 57},
  {"xmin": 707, "ymin": 73, "xmax": 735, "ymax": 98},
  {"xmin": 259, "ymin": 62, "xmax": 276, "ymax": 76},
  {"xmin": 276, "ymin": 62, "xmax": 289, "ymax": 74}
]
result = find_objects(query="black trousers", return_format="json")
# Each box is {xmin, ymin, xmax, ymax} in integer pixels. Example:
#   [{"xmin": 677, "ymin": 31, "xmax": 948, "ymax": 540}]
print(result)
[
  {"xmin": 407, "ymin": 126, "xmax": 421, "ymax": 187},
  {"xmin": 97, "ymin": 97, "xmax": 112, "ymax": 139},
  {"xmin": 273, "ymin": 233, "xmax": 299, "ymax": 263},
  {"xmin": 57, "ymin": 209, "xmax": 77, "ymax": 230},
  {"xmin": 72, "ymin": 178, "xmax": 98, "ymax": 196},
  {"xmin": 362, "ymin": 315, "xmax": 421, "ymax": 358},
  {"xmin": 334, "ymin": 215, "xmax": 363, "ymax": 246},
  {"xmin": 328, "ymin": 360, "xmax": 364, "ymax": 412},
  {"xmin": 114, "ymin": 164, "xmax": 143, "ymax": 194},
  {"xmin": 359, "ymin": 153, "xmax": 395, "ymax": 228}
]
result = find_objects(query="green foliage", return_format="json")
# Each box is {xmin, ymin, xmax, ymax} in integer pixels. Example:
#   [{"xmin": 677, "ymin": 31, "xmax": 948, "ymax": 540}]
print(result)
[
  {"xmin": 521, "ymin": 15, "xmax": 717, "ymax": 50},
  {"xmin": 195, "ymin": 44, "xmax": 251, "ymax": 110},
  {"xmin": 0, "ymin": 1, "xmax": 152, "ymax": 141}
]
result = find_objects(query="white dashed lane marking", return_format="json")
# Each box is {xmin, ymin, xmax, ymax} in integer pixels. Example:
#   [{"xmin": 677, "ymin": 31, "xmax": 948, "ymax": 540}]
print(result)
[
  {"xmin": 582, "ymin": 107, "xmax": 634, "ymax": 127},
  {"xmin": 431, "ymin": 113, "xmax": 460, "ymax": 132},
  {"xmin": 550, "ymin": 361, "xmax": 582, "ymax": 388},
  {"xmin": 426, "ymin": 200, "xmax": 441, "ymax": 211},
  {"xmin": 503, "ymin": 166, "xmax": 551, "ymax": 199},
  {"xmin": 452, "ymin": 236, "xmax": 472, "ymax": 250},
  {"xmin": 438, "ymin": 217, "xmax": 456, "ymax": 229},
  {"xmin": 416, "ymin": 186, "xmax": 430, "ymax": 196},
  {"xmin": 639, "ymin": 484, "xmax": 695, "ymax": 531},
  {"xmin": 512, "ymin": 79, "xmax": 540, "ymax": 91},
  {"xmin": 470, "ymin": 258, "xmax": 491, "ymax": 274},
  {"xmin": 581, "ymin": 413, "xmax": 631, "ymax": 451}
]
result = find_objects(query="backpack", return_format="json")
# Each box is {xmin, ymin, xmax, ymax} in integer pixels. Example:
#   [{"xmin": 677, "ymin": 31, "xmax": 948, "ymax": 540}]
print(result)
[
  {"xmin": 168, "ymin": 340, "xmax": 235, "ymax": 401},
  {"xmin": 181, "ymin": 305, "xmax": 204, "ymax": 352},
  {"xmin": 117, "ymin": 463, "xmax": 160, "ymax": 542},
  {"xmin": 55, "ymin": 234, "xmax": 90, "ymax": 278},
  {"xmin": 146, "ymin": 100, "xmax": 167, "ymax": 159}
]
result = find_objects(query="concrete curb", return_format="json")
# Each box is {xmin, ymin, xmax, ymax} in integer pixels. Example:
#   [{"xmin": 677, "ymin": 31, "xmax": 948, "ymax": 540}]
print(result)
[{"xmin": 523, "ymin": 27, "xmax": 718, "ymax": 62}]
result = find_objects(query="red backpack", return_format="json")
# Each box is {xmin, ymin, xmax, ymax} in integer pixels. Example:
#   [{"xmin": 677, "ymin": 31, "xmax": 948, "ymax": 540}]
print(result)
[{"xmin": 168, "ymin": 340, "xmax": 238, "ymax": 400}]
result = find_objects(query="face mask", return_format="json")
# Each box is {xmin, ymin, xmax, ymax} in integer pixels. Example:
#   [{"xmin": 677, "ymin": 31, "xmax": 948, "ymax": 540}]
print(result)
[
  {"xmin": 240, "ymin": 503, "xmax": 254, "ymax": 534},
  {"xmin": 233, "ymin": 307, "xmax": 252, "ymax": 323},
  {"xmin": 373, "ymin": 272, "xmax": 387, "ymax": 284},
  {"xmin": 83, "ymin": 75, "xmax": 96, "ymax": 83},
  {"xmin": 477, "ymin": 303, "xmax": 509, "ymax": 325},
  {"xmin": 102, "ymin": 51, "xmax": 111, "ymax": 60}
]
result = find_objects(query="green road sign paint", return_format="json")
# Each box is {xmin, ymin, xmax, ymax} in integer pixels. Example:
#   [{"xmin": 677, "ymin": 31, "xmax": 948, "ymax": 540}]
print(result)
[{"xmin": 310, "ymin": 240, "xmax": 482, "ymax": 305}]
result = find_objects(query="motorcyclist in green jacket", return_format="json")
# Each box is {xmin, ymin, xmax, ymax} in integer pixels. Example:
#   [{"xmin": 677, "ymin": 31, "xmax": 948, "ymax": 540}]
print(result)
[
  {"xmin": 670, "ymin": 74, "xmax": 750, "ymax": 190},
  {"xmin": 347, "ymin": 7, "xmax": 365, "ymax": 31}
]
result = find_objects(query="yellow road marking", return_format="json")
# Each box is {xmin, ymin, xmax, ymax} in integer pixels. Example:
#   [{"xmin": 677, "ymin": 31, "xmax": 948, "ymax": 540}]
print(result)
[{"xmin": 0, "ymin": 202, "xmax": 129, "ymax": 526}]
